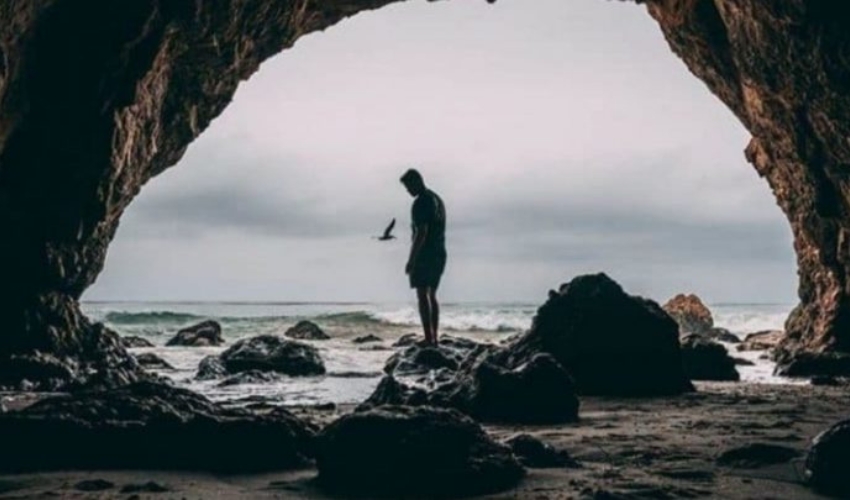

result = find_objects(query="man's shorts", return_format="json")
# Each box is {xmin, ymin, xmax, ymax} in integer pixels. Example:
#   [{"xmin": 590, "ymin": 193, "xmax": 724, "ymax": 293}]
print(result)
[{"xmin": 409, "ymin": 251, "xmax": 447, "ymax": 289}]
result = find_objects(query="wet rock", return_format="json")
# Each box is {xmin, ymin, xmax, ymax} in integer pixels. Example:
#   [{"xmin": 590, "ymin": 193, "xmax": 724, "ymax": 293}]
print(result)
[
  {"xmin": 663, "ymin": 293, "xmax": 714, "ymax": 336},
  {"xmin": 352, "ymin": 334, "xmax": 382, "ymax": 344},
  {"xmin": 195, "ymin": 355, "xmax": 227, "ymax": 380},
  {"xmin": 706, "ymin": 328, "xmax": 741, "ymax": 344},
  {"xmin": 165, "ymin": 320, "xmax": 224, "ymax": 347},
  {"xmin": 810, "ymin": 375, "xmax": 842, "ymax": 386},
  {"xmin": 317, "ymin": 405, "xmax": 524, "ymax": 497},
  {"xmin": 120, "ymin": 481, "xmax": 170, "ymax": 493},
  {"xmin": 134, "ymin": 353, "xmax": 174, "ymax": 370},
  {"xmin": 716, "ymin": 443, "xmax": 799, "ymax": 468},
  {"xmin": 737, "ymin": 330, "xmax": 784, "ymax": 352},
  {"xmin": 806, "ymin": 420, "xmax": 850, "ymax": 496},
  {"xmin": 392, "ymin": 333, "xmax": 420, "ymax": 347},
  {"xmin": 680, "ymin": 335, "xmax": 740, "ymax": 381},
  {"xmin": 220, "ymin": 335, "xmax": 325, "ymax": 376},
  {"xmin": 503, "ymin": 274, "xmax": 694, "ymax": 396},
  {"xmin": 384, "ymin": 345, "xmax": 461, "ymax": 376},
  {"xmin": 284, "ymin": 320, "xmax": 330, "ymax": 341},
  {"xmin": 121, "ymin": 336, "xmax": 154, "ymax": 348},
  {"xmin": 0, "ymin": 381, "xmax": 315, "ymax": 472},
  {"xmin": 732, "ymin": 357, "xmax": 755, "ymax": 366},
  {"xmin": 504, "ymin": 434, "xmax": 579, "ymax": 468},
  {"xmin": 774, "ymin": 350, "xmax": 850, "ymax": 377},
  {"xmin": 75, "ymin": 479, "xmax": 115, "ymax": 491},
  {"xmin": 217, "ymin": 370, "xmax": 280, "ymax": 387}
]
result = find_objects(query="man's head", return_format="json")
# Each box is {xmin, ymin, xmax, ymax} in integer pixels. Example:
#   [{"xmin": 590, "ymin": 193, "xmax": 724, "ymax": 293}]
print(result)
[{"xmin": 400, "ymin": 168, "xmax": 426, "ymax": 197}]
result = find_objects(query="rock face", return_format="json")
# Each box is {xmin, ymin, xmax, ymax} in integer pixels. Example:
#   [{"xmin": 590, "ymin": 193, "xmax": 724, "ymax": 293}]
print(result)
[
  {"xmin": 504, "ymin": 274, "xmax": 693, "ymax": 396},
  {"xmin": 680, "ymin": 335, "xmax": 740, "ymax": 382},
  {"xmin": 774, "ymin": 350, "xmax": 850, "ymax": 378},
  {"xmin": 219, "ymin": 335, "xmax": 325, "ymax": 376},
  {"xmin": 284, "ymin": 320, "xmax": 330, "ymax": 341},
  {"xmin": 806, "ymin": 420, "xmax": 850, "ymax": 496},
  {"xmin": 0, "ymin": 381, "xmax": 315, "ymax": 472},
  {"xmin": 663, "ymin": 294, "xmax": 714, "ymax": 335},
  {"xmin": 4, "ymin": 1, "xmax": 850, "ymax": 381},
  {"xmin": 737, "ymin": 330, "xmax": 784, "ymax": 352},
  {"xmin": 316, "ymin": 405, "xmax": 525, "ymax": 497},
  {"xmin": 165, "ymin": 320, "xmax": 224, "ymax": 347}
]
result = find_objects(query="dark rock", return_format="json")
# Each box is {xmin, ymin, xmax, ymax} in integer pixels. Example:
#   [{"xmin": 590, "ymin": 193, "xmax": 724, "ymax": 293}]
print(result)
[
  {"xmin": 121, "ymin": 336, "xmax": 154, "ymax": 348},
  {"xmin": 359, "ymin": 345, "xmax": 392, "ymax": 352},
  {"xmin": 737, "ymin": 330, "xmax": 784, "ymax": 352},
  {"xmin": 716, "ymin": 443, "xmax": 799, "ymax": 468},
  {"xmin": 384, "ymin": 345, "xmax": 460, "ymax": 376},
  {"xmin": 806, "ymin": 420, "xmax": 850, "ymax": 496},
  {"xmin": 352, "ymin": 334, "xmax": 382, "ymax": 344},
  {"xmin": 680, "ymin": 335, "xmax": 740, "ymax": 381},
  {"xmin": 120, "ymin": 481, "xmax": 170, "ymax": 493},
  {"xmin": 732, "ymin": 357, "xmax": 755, "ymax": 366},
  {"xmin": 134, "ymin": 352, "xmax": 174, "ymax": 370},
  {"xmin": 504, "ymin": 434, "xmax": 579, "ymax": 468},
  {"xmin": 220, "ymin": 335, "xmax": 325, "ymax": 376},
  {"xmin": 75, "ymin": 479, "xmax": 115, "ymax": 491},
  {"xmin": 284, "ymin": 320, "xmax": 330, "ymax": 341},
  {"xmin": 503, "ymin": 274, "xmax": 694, "ymax": 396},
  {"xmin": 810, "ymin": 375, "xmax": 842, "ymax": 386},
  {"xmin": 316, "ymin": 405, "xmax": 524, "ymax": 496},
  {"xmin": 392, "ymin": 333, "xmax": 420, "ymax": 347},
  {"xmin": 217, "ymin": 370, "xmax": 280, "ymax": 387},
  {"xmin": 663, "ymin": 293, "xmax": 714, "ymax": 336},
  {"xmin": 0, "ymin": 381, "xmax": 315, "ymax": 472},
  {"xmin": 165, "ymin": 320, "xmax": 224, "ymax": 347},
  {"xmin": 361, "ymin": 351, "xmax": 579, "ymax": 425},
  {"xmin": 706, "ymin": 328, "xmax": 741, "ymax": 344},
  {"xmin": 774, "ymin": 351, "xmax": 850, "ymax": 377},
  {"xmin": 195, "ymin": 355, "xmax": 227, "ymax": 380}
]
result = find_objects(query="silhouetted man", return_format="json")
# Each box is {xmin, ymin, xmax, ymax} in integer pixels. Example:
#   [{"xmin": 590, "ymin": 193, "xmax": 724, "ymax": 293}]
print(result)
[{"xmin": 401, "ymin": 169, "xmax": 447, "ymax": 346}]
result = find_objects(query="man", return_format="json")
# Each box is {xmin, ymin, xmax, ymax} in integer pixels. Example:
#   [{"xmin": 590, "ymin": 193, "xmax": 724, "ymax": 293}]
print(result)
[{"xmin": 400, "ymin": 169, "xmax": 447, "ymax": 347}]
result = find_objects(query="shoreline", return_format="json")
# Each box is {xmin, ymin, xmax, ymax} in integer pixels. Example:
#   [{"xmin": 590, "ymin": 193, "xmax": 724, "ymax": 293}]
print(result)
[{"xmin": 2, "ymin": 381, "xmax": 843, "ymax": 499}]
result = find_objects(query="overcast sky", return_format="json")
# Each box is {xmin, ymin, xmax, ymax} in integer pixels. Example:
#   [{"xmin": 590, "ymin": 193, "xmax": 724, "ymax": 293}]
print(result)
[{"xmin": 84, "ymin": 0, "xmax": 797, "ymax": 304}]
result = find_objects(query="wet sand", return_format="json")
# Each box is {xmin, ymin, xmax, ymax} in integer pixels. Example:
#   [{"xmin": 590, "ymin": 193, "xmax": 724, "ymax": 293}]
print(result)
[{"xmin": 1, "ymin": 381, "xmax": 846, "ymax": 499}]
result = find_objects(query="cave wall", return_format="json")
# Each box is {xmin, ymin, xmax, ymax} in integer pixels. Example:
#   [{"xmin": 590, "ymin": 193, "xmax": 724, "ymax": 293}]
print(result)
[{"xmin": 1, "ymin": 0, "xmax": 850, "ymax": 386}]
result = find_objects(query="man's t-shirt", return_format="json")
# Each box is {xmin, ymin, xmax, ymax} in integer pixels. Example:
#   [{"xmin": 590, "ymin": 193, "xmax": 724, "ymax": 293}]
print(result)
[{"xmin": 411, "ymin": 189, "xmax": 446, "ymax": 258}]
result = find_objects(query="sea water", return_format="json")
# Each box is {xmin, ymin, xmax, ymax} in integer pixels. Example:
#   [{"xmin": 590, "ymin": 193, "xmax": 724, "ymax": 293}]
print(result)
[{"xmin": 81, "ymin": 301, "xmax": 797, "ymax": 406}]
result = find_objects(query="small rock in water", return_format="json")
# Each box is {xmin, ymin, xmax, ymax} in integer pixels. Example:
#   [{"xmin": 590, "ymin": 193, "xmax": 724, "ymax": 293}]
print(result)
[
  {"xmin": 504, "ymin": 434, "xmax": 579, "ymax": 468},
  {"xmin": 737, "ymin": 330, "xmax": 784, "ymax": 352},
  {"xmin": 284, "ymin": 320, "xmax": 330, "ymax": 340},
  {"xmin": 196, "ymin": 355, "xmax": 227, "ymax": 380},
  {"xmin": 74, "ymin": 479, "xmax": 115, "ymax": 491},
  {"xmin": 165, "ymin": 320, "xmax": 224, "ymax": 347},
  {"xmin": 663, "ymin": 293, "xmax": 715, "ymax": 336},
  {"xmin": 134, "ymin": 353, "xmax": 174, "ymax": 370},
  {"xmin": 716, "ymin": 443, "xmax": 799, "ymax": 468},
  {"xmin": 121, "ymin": 335, "xmax": 154, "ymax": 348},
  {"xmin": 680, "ymin": 335, "xmax": 740, "ymax": 381},
  {"xmin": 220, "ymin": 335, "xmax": 326, "ymax": 376},
  {"xmin": 352, "ymin": 334, "xmax": 382, "ymax": 344},
  {"xmin": 732, "ymin": 357, "xmax": 755, "ymax": 366},
  {"xmin": 217, "ymin": 370, "xmax": 280, "ymax": 387},
  {"xmin": 392, "ymin": 333, "xmax": 420, "ymax": 347}
]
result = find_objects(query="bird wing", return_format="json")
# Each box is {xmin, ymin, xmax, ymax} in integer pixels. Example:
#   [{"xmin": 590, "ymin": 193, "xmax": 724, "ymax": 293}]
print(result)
[{"xmin": 383, "ymin": 218, "xmax": 396, "ymax": 238}]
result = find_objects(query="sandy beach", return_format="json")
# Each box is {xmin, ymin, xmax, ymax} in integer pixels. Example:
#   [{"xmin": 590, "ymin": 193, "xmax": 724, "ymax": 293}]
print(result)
[{"xmin": 1, "ymin": 381, "xmax": 844, "ymax": 499}]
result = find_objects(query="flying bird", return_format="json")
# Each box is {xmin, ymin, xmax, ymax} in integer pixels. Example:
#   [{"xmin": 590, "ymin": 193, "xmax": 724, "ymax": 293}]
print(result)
[{"xmin": 375, "ymin": 218, "xmax": 396, "ymax": 241}]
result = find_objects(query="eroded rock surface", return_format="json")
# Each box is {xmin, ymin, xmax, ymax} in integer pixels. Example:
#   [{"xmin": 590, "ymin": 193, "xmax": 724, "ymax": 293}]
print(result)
[
  {"xmin": 316, "ymin": 405, "xmax": 525, "ymax": 497},
  {"xmin": 165, "ymin": 320, "xmax": 224, "ymax": 347},
  {"xmin": 0, "ymin": 381, "xmax": 315, "ymax": 472}
]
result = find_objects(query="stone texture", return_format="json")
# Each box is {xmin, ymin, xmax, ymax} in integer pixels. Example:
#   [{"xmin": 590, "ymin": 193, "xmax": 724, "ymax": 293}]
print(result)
[
  {"xmin": 0, "ymin": 381, "xmax": 316, "ymax": 472},
  {"xmin": 165, "ymin": 320, "xmax": 224, "ymax": 347},
  {"xmin": 737, "ymin": 330, "xmax": 784, "ymax": 352},
  {"xmin": 316, "ymin": 405, "xmax": 525, "ymax": 497},
  {"xmin": 120, "ymin": 336, "xmax": 154, "ymax": 348},
  {"xmin": 806, "ymin": 419, "xmax": 850, "ymax": 496},
  {"xmin": 663, "ymin": 293, "xmax": 714, "ymax": 335},
  {"xmin": 219, "ymin": 335, "xmax": 325, "ymax": 376},
  {"xmin": 680, "ymin": 335, "xmax": 740, "ymax": 382},
  {"xmin": 134, "ymin": 352, "xmax": 173, "ymax": 370},
  {"xmin": 502, "ymin": 274, "xmax": 694, "ymax": 396},
  {"xmin": 3, "ymin": 0, "xmax": 850, "ymax": 381},
  {"xmin": 284, "ymin": 320, "xmax": 330, "ymax": 340}
]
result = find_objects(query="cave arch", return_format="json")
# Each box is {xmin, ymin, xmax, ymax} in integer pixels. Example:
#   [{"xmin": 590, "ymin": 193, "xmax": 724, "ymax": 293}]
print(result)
[{"xmin": 1, "ymin": 0, "xmax": 848, "ymax": 388}]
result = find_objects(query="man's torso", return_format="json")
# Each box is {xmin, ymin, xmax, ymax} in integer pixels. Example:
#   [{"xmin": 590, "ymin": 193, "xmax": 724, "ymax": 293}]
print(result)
[{"xmin": 411, "ymin": 189, "xmax": 446, "ymax": 257}]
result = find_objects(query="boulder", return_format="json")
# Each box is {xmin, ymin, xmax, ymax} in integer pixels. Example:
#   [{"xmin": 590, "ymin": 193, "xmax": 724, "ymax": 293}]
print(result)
[
  {"xmin": 220, "ymin": 335, "xmax": 325, "ymax": 376},
  {"xmin": 504, "ymin": 434, "xmax": 579, "ymax": 469},
  {"xmin": 503, "ymin": 274, "xmax": 694, "ymax": 396},
  {"xmin": 680, "ymin": 335, "xmax": 740, "ymax": 381},
  {"xmin": 806, "ymin": 420, "xmax": 850, "ymax": 496},
  {"xmin": 134, "ymin": 353, "xmax": 174, "ymax": 370},
  {"xmin": 217, "ymin": 370, "xmax": 281, "ymax": 387},
  {"xmin": 316, "ymin": 405, "xmax": 524, "ymax": 497},
  {"xmin": 165, "ymin": 320, "xmax": 224, "ymax": 347},
  {"xmin": 737, "ymin": 330, "xmax": 784, "ymax": 352},
  {"xmin": 120, "ymin": 336, "xmax": 154, "ymax": 348},
  {"xmin": 663, "ymin": 293, "xmax": 714, "ymax": 336},
  {"xmin": 705, "ymin": 327, "xmax": 741, "ymax": 344},
  {"xmin": 392, "ymin": 333, "xmax": 420, "ymax": 347},
  {"xmin": 195, "ymin": 355, "xmax": 227, "ymax": 380},
  {"xmin": 716, "ymin": 443, "xmax": 799, "ymax": 468},
  {"xmin": 284, "ymin": 320, "xmax": 330, "ymax": 341},
  {"xmin": 774, "ymin": 351, "xmax": 850, "ymax": 377},
  {"xmin": 0, "ymin": 381, "xmax": 315, "ymax": 472},
  {"xmin": 352, "ymin": 334, "xmax": 382, "ymax": 344}
]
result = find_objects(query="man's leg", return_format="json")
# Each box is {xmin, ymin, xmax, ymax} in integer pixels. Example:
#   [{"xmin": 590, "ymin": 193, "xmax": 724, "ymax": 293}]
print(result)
[
  {"xmin": 429, "ymin": 289, "xmax": 440, "ymax": 344},
  {"xmin": 416, "ymin": 287, "xmax": 434, "ymax": 345}
]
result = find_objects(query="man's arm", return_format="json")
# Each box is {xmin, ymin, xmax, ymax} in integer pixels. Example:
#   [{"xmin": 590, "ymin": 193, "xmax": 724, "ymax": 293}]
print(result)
[{"xmin": 406, "ymin": 224, "xmax": 429, "ymax": 274}]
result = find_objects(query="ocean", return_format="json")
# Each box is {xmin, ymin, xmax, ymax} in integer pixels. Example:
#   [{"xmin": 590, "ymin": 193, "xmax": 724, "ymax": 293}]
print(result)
[{"xmin": 81, "ymin": 301, "xmax": 797, "ymax": 406}]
